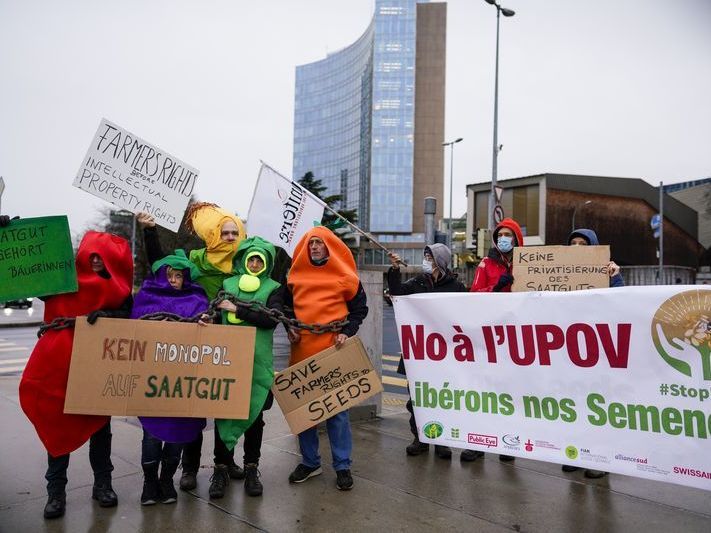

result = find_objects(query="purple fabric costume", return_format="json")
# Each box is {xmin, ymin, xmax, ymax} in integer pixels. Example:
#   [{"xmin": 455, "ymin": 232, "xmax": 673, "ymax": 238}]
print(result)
[{"xmin": 132, "ymin": 264, "xmax": 209, "ymax": 443}]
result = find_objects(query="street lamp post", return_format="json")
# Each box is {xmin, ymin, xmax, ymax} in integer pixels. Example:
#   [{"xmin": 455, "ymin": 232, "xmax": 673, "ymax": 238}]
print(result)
[
  {"xmin": 442, "ymin": 137, "xmax": 463, "ymax": 248},
  {"xmin": 571, "ymin": 200, "xmax": 592, "ymax": 231},
  {"xmin": 484, "ymin": 0, "xmax": 515, "ymax": 230}
]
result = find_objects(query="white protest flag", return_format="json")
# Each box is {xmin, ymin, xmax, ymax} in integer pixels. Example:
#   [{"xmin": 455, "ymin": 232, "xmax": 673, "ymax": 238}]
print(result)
[{"xmin": 246, "ymin": 163, "xmax": 325, "ymax": 256}]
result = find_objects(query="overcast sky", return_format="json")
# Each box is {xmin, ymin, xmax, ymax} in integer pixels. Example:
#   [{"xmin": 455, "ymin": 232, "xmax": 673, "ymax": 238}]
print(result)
[{"xmin": 1, "ymin": 0, "xmax": 709, "ymax": 240}]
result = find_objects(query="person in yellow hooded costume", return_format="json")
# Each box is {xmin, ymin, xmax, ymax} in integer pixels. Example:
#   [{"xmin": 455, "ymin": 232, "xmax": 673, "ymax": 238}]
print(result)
[
  {"xmin": 283, "ymin": 226, "xmax": 368, "ymax": 491},
  {"xmin": 137, "ymin": 203, "xmax": 247, "ymax": 493}
]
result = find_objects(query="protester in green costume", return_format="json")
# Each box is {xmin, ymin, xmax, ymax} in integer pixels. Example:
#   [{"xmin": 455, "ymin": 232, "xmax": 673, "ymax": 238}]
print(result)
[{"xmin": 214, "ymin": 236, "xmax": 282, "ymax": 497}]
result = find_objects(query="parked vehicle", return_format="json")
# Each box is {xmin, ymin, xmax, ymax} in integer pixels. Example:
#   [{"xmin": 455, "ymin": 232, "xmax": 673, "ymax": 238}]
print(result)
[{"xmin": 3, "ymin": 298, "xmax": 33, "ymax": 309}]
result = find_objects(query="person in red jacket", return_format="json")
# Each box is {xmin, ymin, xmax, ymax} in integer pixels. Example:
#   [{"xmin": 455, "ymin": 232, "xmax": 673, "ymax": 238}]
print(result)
[
  {"xmin": 470, "ymin": 218, "xmax": 523, "ymax": 461},
  {"xmin": 470, "ymin": 218, "xmax": 523, "ymax": 293}
]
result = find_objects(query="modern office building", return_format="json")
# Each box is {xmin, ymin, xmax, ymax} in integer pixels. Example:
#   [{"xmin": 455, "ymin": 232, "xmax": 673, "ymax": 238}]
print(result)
[{"xmin": 292, "ymin": 0, "xmax": 446, "ymax": 242}]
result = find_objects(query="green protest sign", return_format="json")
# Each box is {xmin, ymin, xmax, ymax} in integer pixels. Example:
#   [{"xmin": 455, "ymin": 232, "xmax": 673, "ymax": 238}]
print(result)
[{"xmin": 0, "ymin": 216, "xmax": 77, "ymax": 300}]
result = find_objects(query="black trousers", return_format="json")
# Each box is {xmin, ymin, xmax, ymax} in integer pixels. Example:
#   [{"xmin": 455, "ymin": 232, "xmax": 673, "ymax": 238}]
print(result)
[
  {"xmin": 45, "ymin": 421, "xmax": 113, "ymax": 495},
  {"xmin": 181, "ymin": 393, "xmax": 273, "ymax": 471}
]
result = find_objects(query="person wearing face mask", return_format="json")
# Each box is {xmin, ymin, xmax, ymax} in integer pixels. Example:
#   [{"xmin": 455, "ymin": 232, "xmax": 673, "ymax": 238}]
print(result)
[
  {"xmin": 283, "ymin": 226, "xmax": 368, "ymax": 491},
  {"xmin": 19, "ymin": 231, "xmax": 133, "ymax": 519},
  {"xmin": 136, "ymin": 204, "xmax": 248, "ymax": 494},
  {"xmin": 387, "ymin": 245, "xmax": 482, "ymax": 461},
  {"xmin": 207, "ymin": 237, "xmax": 283, "ymax": 499},
  {"xmin": 470, "ymin": 218, "xmax": 524, "ymax": 462},
  {"xmin": 560, "ymin": 228, "xmax": 623, "ymax": 479}
]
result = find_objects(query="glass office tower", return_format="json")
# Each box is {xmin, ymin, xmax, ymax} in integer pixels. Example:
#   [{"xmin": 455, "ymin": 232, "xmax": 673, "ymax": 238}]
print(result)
[{"xmin": 293, "ymin": 0, "xmax": 445, "ymax": 238}]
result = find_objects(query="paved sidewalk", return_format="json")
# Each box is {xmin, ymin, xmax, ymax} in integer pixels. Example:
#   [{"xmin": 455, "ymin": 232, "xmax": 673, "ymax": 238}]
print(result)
[{"xmin": 1, "ymin": 377, "xmax": 709, "ymax": 533}]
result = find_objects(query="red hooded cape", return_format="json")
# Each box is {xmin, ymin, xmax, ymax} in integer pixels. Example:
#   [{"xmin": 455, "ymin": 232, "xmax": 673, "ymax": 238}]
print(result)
[{"xmin": 19, "ymin": 231, "xmax": 133, "ymax": 457}]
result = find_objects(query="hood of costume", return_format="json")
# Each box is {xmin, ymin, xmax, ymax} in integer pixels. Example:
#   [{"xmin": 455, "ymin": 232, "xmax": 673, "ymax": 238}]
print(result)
[
  {"xmin": 20, "ymin": 231, "xmax": 133, "ymax": 457},
  {"xmin": 287, "ymin": 226, "xmax": 359, "ymax": 364},
  {"xmin": 132, "ymin": 250, "xmax": 209, "ymax": 443},
  {"xmin": 188, "ymin": 203, "xmax": 245, "ymax": 275},
  {"xmin": 217, "ymin": 237, "xmax": 280, "ymax": 450}
]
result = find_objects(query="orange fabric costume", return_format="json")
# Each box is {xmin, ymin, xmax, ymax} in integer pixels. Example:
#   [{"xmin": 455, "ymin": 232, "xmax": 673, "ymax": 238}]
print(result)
[{"xmin": 287, "ymin": 227, "xmax": 360, "ymax": 364}]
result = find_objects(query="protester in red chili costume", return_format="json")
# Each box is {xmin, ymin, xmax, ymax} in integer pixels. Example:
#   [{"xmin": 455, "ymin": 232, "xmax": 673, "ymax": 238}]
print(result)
[{"xmin": 19, "ymin": 231, "xmax": 133, "ymax": 519}]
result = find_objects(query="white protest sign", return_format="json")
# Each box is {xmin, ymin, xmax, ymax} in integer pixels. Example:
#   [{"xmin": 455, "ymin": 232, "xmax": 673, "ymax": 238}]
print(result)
[
  {"xmin": 393, "ymin": 288, "xmax": 711, "ymax": 491},
  {"xmin": 246, "ymin": 163, "xmax": 325, "ymax": 256},
  {"xmin": 74, "ymin": 119, "xmax": 198, "ymax": 232}
]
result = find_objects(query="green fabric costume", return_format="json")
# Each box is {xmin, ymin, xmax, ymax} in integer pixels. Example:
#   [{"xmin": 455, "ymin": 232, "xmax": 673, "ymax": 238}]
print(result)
[
  {"xmin": 216, "ymin": 237, "xmax": 280, "ymax": 451},
  {"xmin": 188, "ymin": 248, "xmax": 233, "ymax": 299}
]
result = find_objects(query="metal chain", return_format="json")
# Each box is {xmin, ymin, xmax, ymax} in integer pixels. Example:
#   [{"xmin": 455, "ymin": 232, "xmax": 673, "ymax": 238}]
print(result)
[{"xmin": 37, "ymin": 290, "xmax": 348, "ymax": 337}]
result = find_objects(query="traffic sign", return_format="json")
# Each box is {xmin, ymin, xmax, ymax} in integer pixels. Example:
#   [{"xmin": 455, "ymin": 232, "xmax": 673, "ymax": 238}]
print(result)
[
  {"xmin": 650, "ymin": 214, "xmax": 661, "ymax": 230},
  {"xmin": 495, "ymin": 186, "xmax": 504, "ymax": 203},
  {"xmin": 653, "ymin": 228, "xmax": 660, "ymax": 239},
  {"xmin": 494, "ymin": 205, "xmax": 505, "ymax": 224}
]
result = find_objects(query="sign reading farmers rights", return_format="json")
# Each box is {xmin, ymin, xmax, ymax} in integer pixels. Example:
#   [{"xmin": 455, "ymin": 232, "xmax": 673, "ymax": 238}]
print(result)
[
  {"xmin": 512, "ymin": 245, "xmax": 610, "ymax": 292},
  {"xmin": 0, "ymin": 215, "xmax": 77, "ymax": 301},
  {"xmin": 272, "ymin": 336, "xmax": 383, "ymax": 434},
  {"xmin": 393, "ymin": 288, "xmax": 711, "ymax": 491},
  {"xmin": 64, "ymin": 319, "xmax": 255, "ymax": 418},
  {"xmin": 73, "ymin": 118, "xmax": 199, "ymax": 232}
]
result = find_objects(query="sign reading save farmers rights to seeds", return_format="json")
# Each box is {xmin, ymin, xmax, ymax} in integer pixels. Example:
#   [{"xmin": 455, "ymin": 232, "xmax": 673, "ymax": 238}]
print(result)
[
  {"xmin": 73, "ymin": 119, "xmax": 199, "ymax": 232},
  {"xmin": 512, "ymin": 245, "xmax": 610, "ymax": 292},
  {"xmin": 0, "ymin": 215, "xmax": 77, "ymax": 301},
  {"xmin": 64, "ymin": 319, "xmax": 255, "ymax": 419}
]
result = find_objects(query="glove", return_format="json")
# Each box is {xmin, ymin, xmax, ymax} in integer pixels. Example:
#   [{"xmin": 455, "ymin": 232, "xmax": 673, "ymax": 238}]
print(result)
[
  {"xmin": 87, "ymin": 310, "xmax": 108, "ymax": 325},
  {"xmin": 493, "ymin": 273, "xmax": 514, "ymax": 292}
]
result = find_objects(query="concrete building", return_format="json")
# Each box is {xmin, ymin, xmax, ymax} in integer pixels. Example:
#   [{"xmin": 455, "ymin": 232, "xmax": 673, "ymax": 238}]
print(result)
[
  {"xmin": 293, "ymin": 0, "xmax": 446, "ymax": 249},
  {"xmin": 465, "ymin": 173, "xmax": 702, "ymax": 274},
  {"xmin": 664, "ymin": 177, "xmax": 711, "ymax": 262}
]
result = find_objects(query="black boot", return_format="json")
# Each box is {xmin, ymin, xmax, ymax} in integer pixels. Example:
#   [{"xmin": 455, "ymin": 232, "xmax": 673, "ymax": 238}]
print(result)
[
  {"xmin": 179, "ymin": 469, "xmax": 197, "ymax": 491},
  {"xmin": 208, "ymin": 464, "xmax": 229, "ymax": 499},
  {"xmin": 141, "ymin": 462, "xmax": 160, "ymax": 506},
  {"xmin": 43, "ymin": 492, "xmax": 66, "ymax": 519},
  {"xmin": 159, "ymin": 459, "xmax": 179, "ymax": 504},
  {"xmin": 92, "ymin": 482, "xmax": 118, "ymax": 508},
  {"xmin": 406, "ymin": 437, "xmax": 429, "ymax": 456},
  {"xmin": 244, "ymin": 463, "xmax": 263, "ymax": 497},
  {"xmin": 435, "ymin": 445, "xmax": 452, "ymax": 459}
]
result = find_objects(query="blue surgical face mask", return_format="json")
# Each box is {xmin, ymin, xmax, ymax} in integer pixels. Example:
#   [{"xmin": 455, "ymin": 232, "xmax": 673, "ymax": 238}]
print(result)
[
  {"xmin": 497, "ymin": 235, "xmax": 514, "ymax": 253},
  {"xmin": 422, "ymin": 259, "xmax": 433, "ymax": 274}
]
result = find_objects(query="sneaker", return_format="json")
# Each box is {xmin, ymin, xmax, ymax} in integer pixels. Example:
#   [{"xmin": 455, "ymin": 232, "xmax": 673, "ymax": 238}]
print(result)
[
  {"xmin": 288, "ymin": 464, "xmax": 322, "ymax": 484},
  {"xmin": 244, "ymin": 463, "xmax": 263, "ymax": 497},
  {"xmin": 208, "ymin": 465, "xmax": 230, "ymax": 499},
  {"xmin": 584, "ymin": 470, "xmax": 608, "ymax": 479},
  {"xmin": 140, "ymin": 478, "xmax": 160, "ymax": 505},
  {"xmin": 228, "ymin": 464, "xmax": 245, "ymax": 480},
  {"xmin": 405, "ymin": 438, "xmax": 429, "ymax": 456},
  {"xmin": 460, "ymin": 449, "xmax": 485, "ymax": 462},
  {"xmin": 43, "ymin": 493, "xmax": 66, "ymax": 519},
  {"xmin": 159, "ymin": 478, "xmax": 178, "ymax": 504},
  {"xmin": 92, "ymin": 483, "xmax": 118, "ymax": 508},
  {"xmin": 499, "ymin": 455, "xmax": 516, "ymax": 462},
  {"xmin": 336, "ymin": 469, "xmax": 353, "ymax": 491},
  {"xmin": 561, "ymin": 465, "xmax": 580, "ymax": 473},
  {"xmin": 434, "ymin": 445, "xmax": 452, "ymax": 459},
  {"xmin": 179, "ymin": 470, "xmax": 197, "ymax": 491}
]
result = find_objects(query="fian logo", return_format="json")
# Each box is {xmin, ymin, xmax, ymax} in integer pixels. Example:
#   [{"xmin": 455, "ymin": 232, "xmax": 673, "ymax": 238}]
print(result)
[
  {"xmin": 423, "ymin": 422, "xmax": 444, "ymax": 439},
  {"xmin": 651, "ymin": 290, "xmax": 711, "ymax": 381},
  {"xmin": 565, "ymin": 446, "xmax": 579, "ymax": 460}
]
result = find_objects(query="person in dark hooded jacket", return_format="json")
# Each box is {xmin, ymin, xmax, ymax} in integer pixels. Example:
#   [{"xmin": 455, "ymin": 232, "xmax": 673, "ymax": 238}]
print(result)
[
  {"xmin": 567, "ymin": 228, "xmax": 624, "ymax": 287},
  {"xmin": 387, "ymin": 244, "xmax": 482, "ymax": 462}
]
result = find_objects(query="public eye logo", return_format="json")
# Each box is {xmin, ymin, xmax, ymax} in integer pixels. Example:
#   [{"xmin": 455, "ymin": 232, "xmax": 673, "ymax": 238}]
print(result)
[
  {"xmin": 651, "ymin": 290, "xmax": 711, "ymax": 381},
  {"xmin": 423, "ymin": 422, "xmax": 444, "ymax": 439},
  {"xmin": 502, "ymin": 434, "xmax": 520, "ymax": 447},
  {"xmin": 565, "ymin": 446, "xmax": 579, "ymax": 460}
]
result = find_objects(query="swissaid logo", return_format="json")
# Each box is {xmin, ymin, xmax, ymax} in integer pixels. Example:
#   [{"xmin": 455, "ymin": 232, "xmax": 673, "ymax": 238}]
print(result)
[
  {"xmin": 651, "ymin": 290, "xmax": 711, "ymax": 380},
  {"xmin": 673, "ymin": 466, "xmax": 711, "ymax": 480}
]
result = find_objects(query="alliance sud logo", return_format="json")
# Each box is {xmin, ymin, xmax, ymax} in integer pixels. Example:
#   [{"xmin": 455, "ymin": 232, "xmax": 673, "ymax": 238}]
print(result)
[{"xmin": 651, "ymin": 289, "xmax": 711, "ymax": 381}]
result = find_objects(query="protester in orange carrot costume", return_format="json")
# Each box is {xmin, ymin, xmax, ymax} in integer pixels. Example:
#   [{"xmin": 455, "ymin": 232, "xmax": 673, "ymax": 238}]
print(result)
[
  {"xmin": 283, "ymin": 226, "xmax": 368, "ymax": 491},
  {"xmin": 19, "ymin": 231, "xmax": 133, "ymax": 519}
]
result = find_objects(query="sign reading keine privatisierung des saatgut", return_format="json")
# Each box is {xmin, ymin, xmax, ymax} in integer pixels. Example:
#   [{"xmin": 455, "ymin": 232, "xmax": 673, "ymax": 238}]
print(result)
[
  {"xmin": 393, "ymin": 287, "xmax": 711, "ymax": 490},
  {"xmin": 73, "ymin": 119, "xmax": 199, "ymax": 232}
]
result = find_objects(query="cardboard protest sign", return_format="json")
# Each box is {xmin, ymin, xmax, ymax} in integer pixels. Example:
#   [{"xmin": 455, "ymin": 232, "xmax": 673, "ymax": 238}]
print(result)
[
  {"xmin": 272, "ymin": 336, "xmax": 383, "ymax": 435},
  {"xmin": 512, "ymin": 245, "xmax": 610, "ymax": 292},
  {"xmin": 0, "ymin": 216, "xmax": 77, "ymax": 301},
  {"xmin": 64, "ymin": 318, "xmax": 255, "ymax": 418},
  {"xmin": 73, "ymin": 118, "xmax": 198, "ymax": 232}
]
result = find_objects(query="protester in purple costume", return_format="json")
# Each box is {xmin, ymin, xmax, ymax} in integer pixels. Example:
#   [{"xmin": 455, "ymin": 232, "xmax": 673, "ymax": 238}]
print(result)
[{"xmin": 130, "ymin": 250, "xmax": 209, "ymax": 505}]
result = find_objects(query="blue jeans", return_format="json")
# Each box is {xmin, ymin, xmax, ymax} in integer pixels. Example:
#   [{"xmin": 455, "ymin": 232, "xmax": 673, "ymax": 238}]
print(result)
[{"xmin": 298, "ymin": 411, "xmax": 352, "ymax": 471}]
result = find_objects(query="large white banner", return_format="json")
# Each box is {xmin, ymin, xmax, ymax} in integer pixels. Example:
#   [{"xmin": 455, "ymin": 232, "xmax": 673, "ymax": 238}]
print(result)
[
  {"xmin": 74, "ymin": 118, "xmax": 198, "ymax": 232},
  {"xmin": 246, "ymin": 163, "xmax": 325, "ymax": 256},
  {"xmin": 393, "ymin": 287, "xmax": 711, "ymax": 490}
]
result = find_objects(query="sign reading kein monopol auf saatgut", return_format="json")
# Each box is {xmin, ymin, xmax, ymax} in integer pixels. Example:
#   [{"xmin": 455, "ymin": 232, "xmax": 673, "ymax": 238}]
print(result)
[{"xmin": 73, "ymin": 119, "xmax": 199, "ymax": 232}]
